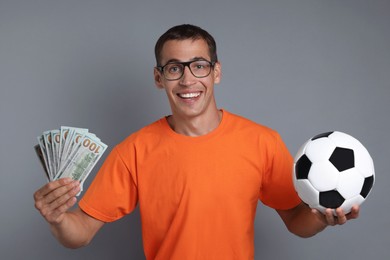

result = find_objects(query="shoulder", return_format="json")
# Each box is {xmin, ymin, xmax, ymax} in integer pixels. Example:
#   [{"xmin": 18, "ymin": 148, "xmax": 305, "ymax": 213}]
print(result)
[
  {"xmin": 223, "ymin": 110, "xmax": 280, "ymax": 140},
  {"xmin": 115, "ymin": 117, "xmax": 167, "ymax": 152}
]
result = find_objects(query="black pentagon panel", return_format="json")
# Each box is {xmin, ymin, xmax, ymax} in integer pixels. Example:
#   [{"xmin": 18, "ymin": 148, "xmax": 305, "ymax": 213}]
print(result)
[
  {"xmin": 311, "ymin": 131, "xmax": 334, "ymax": 141},
  {"xmin": 329, "ymin": 147, "xmax": 354, "ymax": 172},
  {"xmin": 295, "ymin": 154, "xmax": 312, "ymax": 179},
  {"xmin": 319, "ymin": 190, "xmax": 345, "ymax": 208},
  {"xmin": 360, "ymin": 175, "xmax": 374, "ymax": 198}
]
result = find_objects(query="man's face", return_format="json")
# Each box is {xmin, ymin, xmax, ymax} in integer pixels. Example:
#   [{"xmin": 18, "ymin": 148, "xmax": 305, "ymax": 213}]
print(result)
[{"xmin": 154, "ymin": 39, "xmax": 221, "ymax": 120}]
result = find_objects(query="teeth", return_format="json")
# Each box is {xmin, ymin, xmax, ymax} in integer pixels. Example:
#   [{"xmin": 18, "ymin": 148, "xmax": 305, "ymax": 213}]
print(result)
[{"xmin": 178, "ymin": 92, "xmax": 201, "ymax": 98}]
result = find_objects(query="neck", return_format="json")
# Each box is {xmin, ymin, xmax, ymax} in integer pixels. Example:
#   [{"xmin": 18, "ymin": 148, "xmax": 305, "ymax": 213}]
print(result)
[{"xmin": 167, "ymin": 109, "xmax": 222, "ymax": 137}]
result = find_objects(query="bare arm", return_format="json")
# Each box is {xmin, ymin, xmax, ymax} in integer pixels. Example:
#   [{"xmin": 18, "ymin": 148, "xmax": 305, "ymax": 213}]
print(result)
[
  {"xmin": 276, "ymin": 202, "xmax": 360, "ymax": 238},
  {"xmin": 34, "ymin": 178, "xmax": 104, "ymax": 248}
]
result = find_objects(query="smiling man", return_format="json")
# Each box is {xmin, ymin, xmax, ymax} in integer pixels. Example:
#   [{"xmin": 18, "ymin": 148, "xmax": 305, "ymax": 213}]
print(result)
[
  {"xmin": 154, "ymin": 30, "xmax": 222, "ymax": 136},
  {"xmin": 34, "ymin": 24, "xmax": 359, "ymax": 260}
]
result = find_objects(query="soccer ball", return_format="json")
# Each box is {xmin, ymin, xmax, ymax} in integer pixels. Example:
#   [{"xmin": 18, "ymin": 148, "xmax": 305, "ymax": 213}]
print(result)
[{"xmin": 293, "ymin": 131, "xmax": 375, "ymax": 215}]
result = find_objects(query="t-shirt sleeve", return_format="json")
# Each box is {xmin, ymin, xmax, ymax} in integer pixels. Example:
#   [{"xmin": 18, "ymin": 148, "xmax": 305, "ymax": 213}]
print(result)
[
  {"xmin": 259, "ymin": 133, "xmax": 301, "ymax": 210},
  {"xmin": 79, "ymin": 146, "xmax": 138, "ymax": 222}
]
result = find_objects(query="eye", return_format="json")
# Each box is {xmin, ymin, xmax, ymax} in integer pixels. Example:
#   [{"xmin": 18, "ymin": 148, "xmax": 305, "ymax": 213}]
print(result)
[
  {"xmin": 166, "ymin": 64, "xmax": 182, "ymax": 74},
  {"xmin": 191, "ymin": 61, "xmax": 209, "ymax": 71}
]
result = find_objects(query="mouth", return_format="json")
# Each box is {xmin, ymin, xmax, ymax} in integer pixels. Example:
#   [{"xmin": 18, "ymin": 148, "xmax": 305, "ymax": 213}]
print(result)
[{"xmin": 177, "ymin": 92, "xmax": 201, "ymax": 99}]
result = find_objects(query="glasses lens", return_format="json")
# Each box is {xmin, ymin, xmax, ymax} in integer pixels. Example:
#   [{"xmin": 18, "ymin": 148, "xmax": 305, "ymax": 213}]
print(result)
[
  {"xmin": 163, "ymin": 63, "xmax": 184, "ymax": 80},
  {"xmin": 189, "ymin": 60, "xmax": 212, "ymax": 78}
]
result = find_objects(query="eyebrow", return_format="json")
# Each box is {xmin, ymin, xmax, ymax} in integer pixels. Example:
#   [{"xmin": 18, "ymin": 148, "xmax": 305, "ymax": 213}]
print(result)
[{"xmin": 164, "ymin": 56, "xmax": 209, "ymax": 64}]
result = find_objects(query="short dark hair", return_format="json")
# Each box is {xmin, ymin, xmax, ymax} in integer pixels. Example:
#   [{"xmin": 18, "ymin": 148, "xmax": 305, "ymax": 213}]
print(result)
[{"xmin": 154, "ymin": 24, "xmax": 218, "ymax": 66}]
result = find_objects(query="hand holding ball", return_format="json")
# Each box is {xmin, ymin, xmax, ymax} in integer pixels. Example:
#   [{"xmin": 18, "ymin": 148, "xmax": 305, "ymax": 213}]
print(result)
[{"xmin": 293, "ymin": 131, "xmax": 375, "ymax": 215}]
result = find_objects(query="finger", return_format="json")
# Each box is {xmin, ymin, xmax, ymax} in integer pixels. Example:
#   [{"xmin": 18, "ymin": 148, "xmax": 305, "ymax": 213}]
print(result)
[
  {"xmin": 39, "ymin": 184, "xmax": 80, "ymax": 223},
  {"xmin": 47, "ymin": 196, "xmax": 78, "ymax": 223},
  {"xmin": 346, "ymin": 205, "xmax": 360, "ymax": 220},
  {"xmin": 34, "ymin": 180, "xmax": 79, "ymax": 213},
  {"xmin": 325, "ymin": 209, "xmax": 337, "ymax": 226},
  {"xmin": 48, "ymin": 182, "xmax": 80, "ymax": 213},
  {"xmin": 311, "ymin": 208, "xmax": 320, "ymax": 216},
  {"xmin": 43, "ymin": 180, "xmax": 80, "ymax": 205},
  {"xmin": 335, "ymin": 208, "xmax": 347, "ymax": 225},
  {"xmin": 311, "ymin": 208, "xmax": 324, "ymax": 219},
  {"xmin": 34, "ymin": 178, "xmax": 73, "ymax": 200},
  {"xmin": 311, "ymin": 208, "xmax": 328, "ymax": 226}
]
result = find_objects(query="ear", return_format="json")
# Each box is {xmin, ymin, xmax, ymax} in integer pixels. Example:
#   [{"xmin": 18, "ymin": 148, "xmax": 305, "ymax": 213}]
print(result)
[
  {"xmin": 154, "ymin": 68, "xmax": 164, "ymax": 89},
  {"xmin": 213, "ymin": 62, "xmax": 222, "ymax": 84}
]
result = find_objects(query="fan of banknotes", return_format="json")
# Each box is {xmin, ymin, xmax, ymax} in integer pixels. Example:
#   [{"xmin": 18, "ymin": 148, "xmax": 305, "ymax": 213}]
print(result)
[{"xmin": 34, "ymin": 126, "xmax": 107, "ymax": 194}]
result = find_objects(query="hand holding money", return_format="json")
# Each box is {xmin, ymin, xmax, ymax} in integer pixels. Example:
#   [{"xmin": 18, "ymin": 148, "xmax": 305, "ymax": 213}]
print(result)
[
  {"xmin": 34, "ymin": 127, "xmax": 107, "ymax": 195},
  {"xmin": 33, "ymin": 177, "xmax": 81, "ymax": 224}
]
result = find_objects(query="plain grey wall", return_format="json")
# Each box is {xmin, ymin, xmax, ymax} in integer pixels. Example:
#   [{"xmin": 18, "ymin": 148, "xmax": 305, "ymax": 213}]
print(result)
[{"xmin": 1, "ymin": 0, "xmax": 389, "ymax": 259}]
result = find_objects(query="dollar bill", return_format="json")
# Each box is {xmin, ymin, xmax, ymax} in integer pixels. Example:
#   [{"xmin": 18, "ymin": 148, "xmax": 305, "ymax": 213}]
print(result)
[
  {"xmin": 51, "ymin": 130, "xmax": 61, "ymax": 175},
  {"xmin": 54, "ymin": 133, "xmax": 107, "ymax": 186},
  {"xmin": 35, "ymin": 127, "xmax": 107, "ymax": 195},
  {"xmin": 37, "ymin": 135, "xmax": 51, "ymax": 179},
  {"xmin": 42, "ymin": 130, "xmax": 55, "ymax": 180},
  {"xmin": 59, "ymin": 127, "xmax": 88, "ymax": 170},
  {"xmin": 59, "ymin": 127, "xmax": 70, "ymax": 162},
  {"xmin": 34, "ymin": 144, "xmax": 50, "ymax": 181}
]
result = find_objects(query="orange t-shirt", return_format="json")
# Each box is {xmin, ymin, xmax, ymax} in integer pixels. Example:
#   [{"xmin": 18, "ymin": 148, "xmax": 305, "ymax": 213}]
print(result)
[{"xmin": 79, "ymin": 110, "xmax": 300, "ymax": 259}]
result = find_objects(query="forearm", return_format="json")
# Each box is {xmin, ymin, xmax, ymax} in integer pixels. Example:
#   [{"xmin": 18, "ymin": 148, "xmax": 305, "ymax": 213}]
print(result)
[
  {"xmin": 277, "ymin": 203, "xmax": 327, "ymax": 238},
  {"xmin": 49, "ymin": 208, "xmax": 103, "ymax": 248},
  {"xmin": 290, "ymin": 205, "xmax": 327, "ymax": 238},
  {"xmin": 278, "ymin": 202, "xmax": 360, "ymax": 238}
]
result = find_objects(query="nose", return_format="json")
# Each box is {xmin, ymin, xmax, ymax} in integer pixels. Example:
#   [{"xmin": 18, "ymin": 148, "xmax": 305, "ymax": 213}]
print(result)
[{"xmin": 179, "ymin": 65, "xmax": 196, "ymax": 86}]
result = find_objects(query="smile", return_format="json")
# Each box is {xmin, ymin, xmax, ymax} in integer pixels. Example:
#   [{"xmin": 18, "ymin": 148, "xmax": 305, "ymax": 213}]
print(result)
[{"xmin": 177, "ymin": 92, "xmax": 201, "ymax": 99}]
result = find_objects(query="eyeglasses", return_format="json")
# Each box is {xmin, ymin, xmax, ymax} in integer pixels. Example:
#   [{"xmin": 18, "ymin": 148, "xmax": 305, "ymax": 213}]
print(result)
[{"xmin": 156, "ymin": 60, "xmax": 216, "ymax": 81}]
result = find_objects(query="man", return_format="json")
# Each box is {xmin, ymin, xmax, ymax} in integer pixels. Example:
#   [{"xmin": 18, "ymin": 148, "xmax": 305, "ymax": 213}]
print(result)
[{"xmin": 34, "ymin": 24, "xmax": 359, "ymax": 259}]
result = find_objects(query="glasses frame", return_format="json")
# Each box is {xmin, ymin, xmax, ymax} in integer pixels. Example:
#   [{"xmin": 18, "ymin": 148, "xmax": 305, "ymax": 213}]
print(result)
[{"xmin": 156, "ymin": 60, "xmax": 216, "ymax": 81}]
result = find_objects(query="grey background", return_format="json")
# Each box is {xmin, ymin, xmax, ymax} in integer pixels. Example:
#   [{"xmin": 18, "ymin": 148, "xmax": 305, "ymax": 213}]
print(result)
[{"xmin": 1, "ymin": 0, "xmax": 389, "ymax": 259}]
